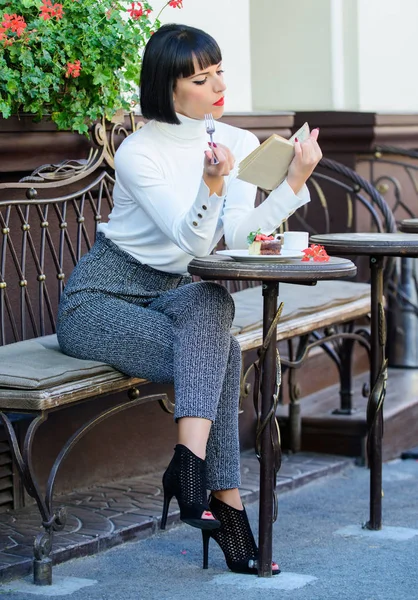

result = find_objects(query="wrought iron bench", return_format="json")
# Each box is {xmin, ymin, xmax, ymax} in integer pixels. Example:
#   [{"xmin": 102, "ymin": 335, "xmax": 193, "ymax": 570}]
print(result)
[
  {"xmin": 0, "ymin": 128, "xmax": 395, "ymax": 585},
  {"xmin": 357, "ymin": 146, "xmax": 418, "ymax": 368}
]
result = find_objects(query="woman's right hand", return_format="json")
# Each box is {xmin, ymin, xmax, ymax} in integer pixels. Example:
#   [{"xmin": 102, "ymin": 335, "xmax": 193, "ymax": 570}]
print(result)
[
  {"xmin": 203, "ymin": 143, "xmax": 235, "ymax": 196},
  {"xmin": 204, "ymin": 143, "xmax": 235, "ymax": 178}
]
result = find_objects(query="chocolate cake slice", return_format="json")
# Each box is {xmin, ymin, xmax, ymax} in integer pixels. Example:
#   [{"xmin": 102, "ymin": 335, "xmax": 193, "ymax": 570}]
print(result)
[{"xmin": 248, "ymin": 231, "xmax": 283, "ymax": 255}]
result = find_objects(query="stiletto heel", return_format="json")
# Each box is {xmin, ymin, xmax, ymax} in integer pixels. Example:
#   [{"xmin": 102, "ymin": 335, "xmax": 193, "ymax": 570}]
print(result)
[
  {"xmin": 206, "ymin": 495, "xmax": 280, "ymax": 575},
  {"xmin": 202, "ymin": 529, "xmax": 210, "ymax": 569},
  {"xmin": 160, "ymin": 491, "xmax": 172, "ymax": 530},
  {"xmin": 161, "ymin": 444, "xmax": 220, "ymax": 531}
]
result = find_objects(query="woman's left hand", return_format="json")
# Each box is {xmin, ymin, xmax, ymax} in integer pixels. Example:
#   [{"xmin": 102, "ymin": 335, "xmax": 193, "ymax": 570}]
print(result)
[{"xmin": 286, "ymin": 128, "xmax": 322, "ymax": 194}]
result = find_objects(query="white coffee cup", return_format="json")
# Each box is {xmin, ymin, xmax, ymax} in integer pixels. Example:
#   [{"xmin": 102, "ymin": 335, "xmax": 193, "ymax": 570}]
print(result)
[{"xmin": 283, "ymin": 231, "xmax": 309, "ymax": 251}]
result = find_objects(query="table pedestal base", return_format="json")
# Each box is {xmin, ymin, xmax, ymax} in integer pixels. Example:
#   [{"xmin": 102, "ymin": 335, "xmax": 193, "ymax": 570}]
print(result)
[
  {"xmin": 365, "ymin": 256, "xmax": 387, "ymax": 530},
  {"xmin": 257, "ymin": 282, "xmax": 281, "ymax": 577}
]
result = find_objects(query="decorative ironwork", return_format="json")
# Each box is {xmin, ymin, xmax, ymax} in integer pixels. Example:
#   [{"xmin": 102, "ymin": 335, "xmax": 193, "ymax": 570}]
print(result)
[
  {"xmin": 0, "ymin": 171, "xmax": 115, "ymax": 345},
  {"xmin": 91, "ymin": 113, "xmax": 145, "ymax": 170},
  {"xmin": 285, "ymin": 325, "xmax": 370, "ymax": 401},
  {"xmin": 248, "ymin": 301, "xmax": 283, "ymax": 522},
  {"xmin": 359, "ymin": 146, "xmax": 418, "ymax": 223},
  {"xmin": 19, "ymin": 152, "xmax": 100, "ymax": 185},
  {"xmin": 232, "ymin": 158, "xmax": 395, "ymax": 422},
  {"xmin": 304, "ymin": 159, "xmax": 397, "ymax": 282},
  {"xmin": 358, "ymin": 146, "xmax": 418, "ymax": 368},
  {"xmin": 0, "ymin": 392, "xmax": 169, "ymax": 585},
  {"xmin": 364, "ymin": 295, "xmax": 387, "ymax": 474},
  {"xmin": 34, "ymin": 532, "xmax": 53, "ymax": 561},
  {"xmin": 365, "ymin": 358, "xmax": 387, "ymax": 467},
  {"xmin": 277, "ymin": 158, "xmax": 393, "ymax": 416}
]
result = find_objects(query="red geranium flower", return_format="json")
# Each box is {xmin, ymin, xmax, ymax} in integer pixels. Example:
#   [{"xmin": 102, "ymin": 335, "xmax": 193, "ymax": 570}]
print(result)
[
  {"xmin": 301, "ymin": 244, "xmax": 330, "ymax": 262},
  {"xmin": 40, "ymin": 0, "xmax": 64, "ymax": 21},
  {"xmin": 1, "ymin": 14, "xmax": 27, "ymax": 37},
  {"xmin": 51, "ymin": 3, "xmax": 64, "ymax": 19},
  {"xmin": 65, "ymin": 60, "xmax": 81, "ymax": 78},
  {"xmin": 169, "ymin": 0, "xmax": 183, "ymax": 8},
  {"xmin": 128, "ymin": 2, "xmax": 143, "ymax": 19}
]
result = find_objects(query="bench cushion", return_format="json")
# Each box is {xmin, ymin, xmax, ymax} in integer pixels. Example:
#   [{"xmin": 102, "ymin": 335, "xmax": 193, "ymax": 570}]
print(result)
[
  {"xmin": 0, "ymin": 280, "xmax": 370, "ymax": 411},
  {"xmin": 0, "ymin": 335, "xmax": 144, "ymax": 411},
  {"xmin": 231, "ymin": 280, "xmax": 371, "ymax": 335},
  {"xmin": 0, "ymin": 335, "xmax": 116, "ymax": 390}
]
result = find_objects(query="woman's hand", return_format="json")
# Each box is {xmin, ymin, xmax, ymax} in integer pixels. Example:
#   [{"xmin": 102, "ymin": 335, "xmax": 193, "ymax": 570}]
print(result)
[
  {"xmin": 204, "ymin": 143, "xmax": 235, "ymax": 177},
  {"xmin": 286, "ymin": 128, "xmax": 322, "ymax": 195},
  {"xmin": 203, "ymin": 143, "xmax": 235, "ymax": 196}
]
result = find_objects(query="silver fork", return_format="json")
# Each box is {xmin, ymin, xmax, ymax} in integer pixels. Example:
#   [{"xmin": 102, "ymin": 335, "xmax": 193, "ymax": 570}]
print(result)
[{"xmin": 204, "ymin": 113, "xmax": 219, "ymax": 165}]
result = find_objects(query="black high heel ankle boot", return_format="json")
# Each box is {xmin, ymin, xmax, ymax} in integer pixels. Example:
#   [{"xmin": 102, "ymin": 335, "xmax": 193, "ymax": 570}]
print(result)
[
  {"xmin": 161, "ymin": 444, "xmax": 220, "ymax": 531},
  {"xmin": 202, "ymin": 494, "xmax": 280, "ymax": 575}
]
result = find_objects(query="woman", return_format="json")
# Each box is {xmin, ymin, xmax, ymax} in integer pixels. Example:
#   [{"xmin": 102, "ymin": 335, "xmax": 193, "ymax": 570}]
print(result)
[{"xmin": 57, "ymin": 23, "xmax": 322, "ymax": 575}]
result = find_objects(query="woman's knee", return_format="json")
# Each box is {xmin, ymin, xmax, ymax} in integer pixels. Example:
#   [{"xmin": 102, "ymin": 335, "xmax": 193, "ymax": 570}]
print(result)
[
  {"xmin": 151, "ymin": 281, "xmax": 235, "ymax": 330},
  {"xmin": 192, "ymin": 282, "xmax": 235, "ymax": 320}
]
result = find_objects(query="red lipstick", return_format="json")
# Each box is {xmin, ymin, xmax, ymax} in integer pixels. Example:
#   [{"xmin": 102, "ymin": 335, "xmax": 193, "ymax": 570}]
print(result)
[{"xmin": 213, "ymin": 97, "xmax": 224, "ymax": 106}]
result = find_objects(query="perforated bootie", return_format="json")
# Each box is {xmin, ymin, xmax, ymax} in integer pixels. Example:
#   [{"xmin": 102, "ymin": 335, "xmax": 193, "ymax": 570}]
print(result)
[
  {"xmin": 161, "ymin": 444, "xmax": 220, "ymax": 530},
  {"xmin": 202, "ymin": 494, "xmax": 280, "ymax": 574}
]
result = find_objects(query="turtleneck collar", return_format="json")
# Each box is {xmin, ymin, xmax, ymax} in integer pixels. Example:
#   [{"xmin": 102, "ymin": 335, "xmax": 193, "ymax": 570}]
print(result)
[{"xmin": 155, "ymin": 112, "xmax": 207, "ymax": 141}]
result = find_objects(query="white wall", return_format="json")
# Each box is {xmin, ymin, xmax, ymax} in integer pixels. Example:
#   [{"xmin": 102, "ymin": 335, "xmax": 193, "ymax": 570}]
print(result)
[
  {"xmin": 250, "ymin": 0, "xmax": 334, "ymax": 111},
  {"xmin": 153, "ymin": 0, "xmax": 253, "ymax": 112},
  {"xmin": 341, "ymin": 0, "xmax": 359, "ymax": 110},
  {"xmin": 151, "ymin": 0, "xmax": 418, "ymax": 113},
  {"xmin": 357, "ymin": 0, "xmax": 418, "ymax": 111},
  {"xmin": 249, "ymin": 0, "xmax": 418, "ymax": 113}
]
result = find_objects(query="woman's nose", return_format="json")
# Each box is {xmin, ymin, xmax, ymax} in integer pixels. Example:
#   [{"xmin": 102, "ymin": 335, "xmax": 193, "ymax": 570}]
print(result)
[{"xmin": 215, "ymin": 79, "xmax": 227, "ymax": 93}]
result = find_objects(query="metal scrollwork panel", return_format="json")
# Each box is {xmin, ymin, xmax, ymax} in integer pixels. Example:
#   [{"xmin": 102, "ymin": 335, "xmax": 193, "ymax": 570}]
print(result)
[
  {"xmin": 0, "ymin": 172, "xmax": 115, "ymax": 345},
  {"xmin": 91, "ymin": 113, "xmax": 145, "ymax": 170}
]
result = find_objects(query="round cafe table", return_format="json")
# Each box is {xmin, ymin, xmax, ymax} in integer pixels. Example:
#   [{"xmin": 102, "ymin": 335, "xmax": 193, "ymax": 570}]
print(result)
[
  {"xmin": 188, "ymin": 254, "xmax": 357, "ymax": 577},
  {"xmin": 399, "ymin": 218, "xmax": 418, "ymax": 234},
  {"xmin": 310, "ymin": 232, "xmax": 418, "ymax": 531}
]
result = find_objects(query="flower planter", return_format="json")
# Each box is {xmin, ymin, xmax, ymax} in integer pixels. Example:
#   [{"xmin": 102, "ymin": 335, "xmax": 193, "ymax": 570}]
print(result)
[
  {"xmin": 0, "ymin": 112, "xmax": 146, "ymax": 181},
  {"xmin": 0, "ymin": 115, "xmax": 92, "ymax": 181}
]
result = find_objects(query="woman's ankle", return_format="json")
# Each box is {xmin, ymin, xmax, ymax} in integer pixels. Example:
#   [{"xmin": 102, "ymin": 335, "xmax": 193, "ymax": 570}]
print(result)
[
  {"xmin": 177, "ymin": 417, "xmax": 212, "ymax": 460},
  {"xmin": 211, "ymin": 488, "xmax": 243, "ymax": 510}
]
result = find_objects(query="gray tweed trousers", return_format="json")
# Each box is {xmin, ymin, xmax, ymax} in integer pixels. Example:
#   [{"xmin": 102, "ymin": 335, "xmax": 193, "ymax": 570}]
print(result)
[{"xmin": 57, "ymin": 233, "xmax": 241, "ymax": 490}]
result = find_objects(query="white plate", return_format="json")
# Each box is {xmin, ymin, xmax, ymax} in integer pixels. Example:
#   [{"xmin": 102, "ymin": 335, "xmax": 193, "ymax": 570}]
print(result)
[{"xmin": 216, "ymin": 249, "xmax": 305, "ymax": 262}]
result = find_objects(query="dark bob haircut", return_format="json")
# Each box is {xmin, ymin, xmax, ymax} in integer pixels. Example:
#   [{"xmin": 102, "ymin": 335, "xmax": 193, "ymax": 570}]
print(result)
[{"xmin": 140, "ymin": 23, "xmax": 222, "ymax": 125}]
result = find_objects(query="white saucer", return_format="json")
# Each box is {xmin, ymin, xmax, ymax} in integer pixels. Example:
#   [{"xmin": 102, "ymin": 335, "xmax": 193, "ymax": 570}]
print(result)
[{"xmin": 216, "ymin": 249, "xmax": 305, "ymax": 263}]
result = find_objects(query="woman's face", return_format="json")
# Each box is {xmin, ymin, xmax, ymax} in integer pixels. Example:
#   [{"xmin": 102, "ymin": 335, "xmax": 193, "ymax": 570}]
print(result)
[{"xmin": 173, "ymin": 57, "xmax": 226, "ymax": 120}]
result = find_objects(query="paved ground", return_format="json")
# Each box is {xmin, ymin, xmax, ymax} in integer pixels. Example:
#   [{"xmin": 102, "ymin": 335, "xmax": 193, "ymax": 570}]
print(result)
[
  {"xmin": 2, "ymin": 457, "xmax": 418, "ymax": 600},
  {"xmin": 0, "ymin": 451, "xmax": 349, "ymax": 582}
]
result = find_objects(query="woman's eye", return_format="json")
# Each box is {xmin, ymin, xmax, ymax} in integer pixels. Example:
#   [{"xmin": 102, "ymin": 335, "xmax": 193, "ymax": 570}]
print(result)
[
  {"xmin": 193, "ymin": 79, "xmax": 207, "ymax": 85},
  {"xmin": 217, "ymin": 70, "xmax": 225, "ymax": 75}
]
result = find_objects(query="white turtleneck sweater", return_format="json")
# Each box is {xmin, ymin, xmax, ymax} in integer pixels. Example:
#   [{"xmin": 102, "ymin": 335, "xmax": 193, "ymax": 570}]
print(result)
[{"xmin": 98, "ymin": 113, "xmax": 310, "ymax": 274}]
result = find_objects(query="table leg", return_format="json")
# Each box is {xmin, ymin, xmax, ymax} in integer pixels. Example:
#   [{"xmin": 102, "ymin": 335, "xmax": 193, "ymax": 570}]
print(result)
[
  {"xmin": 258, "ymin": 282, "xmax": 279, "ymax": 576},
  {"xmin": 366, "ymin": 255, "xmax": 387, "ymax": 530}
]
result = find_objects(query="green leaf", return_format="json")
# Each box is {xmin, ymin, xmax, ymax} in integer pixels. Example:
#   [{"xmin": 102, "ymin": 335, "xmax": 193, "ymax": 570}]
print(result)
[
  {"xmin": 6, "ymin": 80, "xmax": 19, "ymax": 94},
  {"xmin": 92, "ymin": 67, "xmax": 112, "ymax": 86},
  {"xmin": 247, "ymin": 229, "xmax": 261, "ymax": 245},
  {"xmin": 0, "ymin": 100, "xmax": 12, "ymax": 119},
  {"xmin": 21, "ymin": 0, "xmax": 39, "ymax": 7}
]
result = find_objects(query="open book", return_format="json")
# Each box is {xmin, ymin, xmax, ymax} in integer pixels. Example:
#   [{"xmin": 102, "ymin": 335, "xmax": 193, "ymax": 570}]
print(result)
[{"xmin": 237, "ymin": 122, "xmax": 310, "ymax": 191}]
